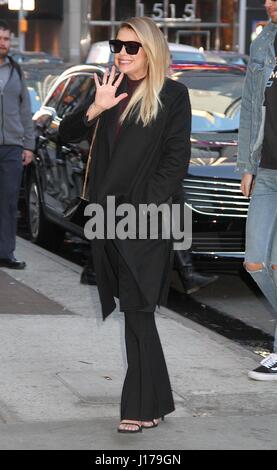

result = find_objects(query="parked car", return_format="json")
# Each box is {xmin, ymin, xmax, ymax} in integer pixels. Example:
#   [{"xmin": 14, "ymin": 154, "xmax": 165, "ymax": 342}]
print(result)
[
  {"xmin": 22, "ymin": 62, "xmax": 72, "ymax": 106},
  {"xmin": 202, "ymin": 51, "xmax": 227, "ymax": 64},
  {"xmin": 86, "ymin": 40, "xmax": 206, "ymax": 65},
  {"xmin": 19, "ymin": 61, "xmax": 75, "ymax": 117},
  {"xmin": 24, "ymin": 65, "xmax": 105, "ymax": 248},
  {"xmin": 172, "ymin": 65, "xmax": 248, "ymax": 270},
  {"xmin": 24, "ymin": 64, "xmax": 249, "ymax": 270},
  {"xmin": 171, "ymin": 62, "xmax": 246, "ymax": 74},
  {"xmin": 169, "ymin": 43, "xmax": 206, "ymax": 64},
  {"xmin": 204, "ymin": 50, "xmax": 249, "ymax": 67},
  {"xmin": 10, "ymin": 49, "xmax": 64, "ymax": 65},
  {"xmin": 19, "ymin": 63, "xmax": 73, "ymax": 213}
]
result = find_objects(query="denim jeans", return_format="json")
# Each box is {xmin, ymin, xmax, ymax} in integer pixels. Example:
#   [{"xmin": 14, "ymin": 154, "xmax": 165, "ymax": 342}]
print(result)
[
  {"xmin": 245, "ymin": 167, "xmax": 277, "ymax": 351},
  {"xmin": 0, "ymin": 145, "xmax": 23, "ymax": 260}
]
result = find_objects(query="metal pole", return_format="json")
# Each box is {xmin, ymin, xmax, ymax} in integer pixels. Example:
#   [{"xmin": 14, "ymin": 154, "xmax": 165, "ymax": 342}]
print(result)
[
  {"xmin": 87, "ymin": 0, "xmax": 91, "ymax": 22},
  {"xmin": 110, "ymin": 0, "xmax": 116, "ymax": 39},
  {"xmin": 18, "ymin": 0, "xmax": 25, "ymax": 51},
  {"xmin": 232, "ymin": 0, "xmax": 238, "ymax": 51},
  {"xmin": 238, "ymin": 0, "xmax": 247, "ymax": 54},
  {"xmin": 163, "ymin": 0, "xmax": 169, "ymax": 39},
  {"xmin": 215, "ymin": 0, "xmax": 222, "ymax": 50},
  {"xmin": 192, "ymin": 0, "xmax": 197, "ymax": 18}
]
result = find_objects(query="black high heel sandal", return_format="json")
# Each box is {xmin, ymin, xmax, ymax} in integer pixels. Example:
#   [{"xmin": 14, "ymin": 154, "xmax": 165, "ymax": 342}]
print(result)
[{"xmin": 118, "ymin": 421, "xmax": 142, "ymax": 434}]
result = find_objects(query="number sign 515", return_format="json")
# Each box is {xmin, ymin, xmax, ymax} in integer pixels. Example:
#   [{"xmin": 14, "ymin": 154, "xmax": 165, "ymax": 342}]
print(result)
[{"xmin": 139, "ymin": 3, "xmax": 198, "ymax": 21}]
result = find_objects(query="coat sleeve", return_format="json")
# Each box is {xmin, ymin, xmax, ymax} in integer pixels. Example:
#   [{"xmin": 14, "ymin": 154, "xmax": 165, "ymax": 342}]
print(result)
[
  {"xmin": 143, "ymin": 87, "xmax": 191, "ymax": 206},
  {"xmin": 236, "ymin": 64, "xmax": 255, "ymax": 174},
  {"xmin": 59, "ymin": 97, "xmax": 98, "ymax": 143}
]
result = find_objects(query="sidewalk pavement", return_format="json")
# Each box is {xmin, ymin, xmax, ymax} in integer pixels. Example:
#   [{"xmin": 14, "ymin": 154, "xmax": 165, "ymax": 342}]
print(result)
[{"xmin": 0, "ymin": 237, "xmax": 277, "ymax": 450}]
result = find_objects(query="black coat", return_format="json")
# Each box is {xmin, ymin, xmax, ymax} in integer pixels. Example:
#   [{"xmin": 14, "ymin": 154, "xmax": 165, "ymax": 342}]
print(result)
[{"xmin": 59, "ymin": 76, "xmax": 191, "ymax": 319}]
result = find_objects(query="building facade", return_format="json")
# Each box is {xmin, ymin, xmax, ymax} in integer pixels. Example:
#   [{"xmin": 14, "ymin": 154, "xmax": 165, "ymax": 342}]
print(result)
[
  {"xmin": 90, "ymin": 0, "xmax": 239, "ymax": 52},
  {"xmin": 0, "ymin": 0, "xmax": 270, "ymax": 62},
  {"xmin": 0, "ymin": 0, "xmax": 90, "ymax": 62}
]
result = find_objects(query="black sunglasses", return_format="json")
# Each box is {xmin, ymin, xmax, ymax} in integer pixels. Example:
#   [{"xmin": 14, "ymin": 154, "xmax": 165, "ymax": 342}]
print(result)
[{"xmin": 109, "ymin": 39, "xmax": 143, "ymax": 55}]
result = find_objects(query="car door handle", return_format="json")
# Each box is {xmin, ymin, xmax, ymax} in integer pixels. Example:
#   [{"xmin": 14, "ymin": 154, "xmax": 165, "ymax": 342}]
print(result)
[
  {"xmin": 62, "ymin": 145, "xmax": 72, "ymax": 153},
  {"xmin": 61, "ymin": 145, "xmax": 80, "ymax": 155},
  {"xmin": 38, "ymin": 135, "xmax": 48, "ymax": 147}
]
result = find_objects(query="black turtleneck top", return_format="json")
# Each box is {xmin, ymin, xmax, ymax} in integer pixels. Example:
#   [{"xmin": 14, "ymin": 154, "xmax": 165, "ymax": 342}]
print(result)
[{"xmin": 115, "ymin": 76, "xmax": 144, "ymax": 143}]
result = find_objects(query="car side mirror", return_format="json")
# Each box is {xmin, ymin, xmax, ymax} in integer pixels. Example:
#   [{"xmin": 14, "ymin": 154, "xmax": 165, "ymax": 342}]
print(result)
[{"xmin": 34, "ymin": 107, "xmax": 57, "ymax": 132}]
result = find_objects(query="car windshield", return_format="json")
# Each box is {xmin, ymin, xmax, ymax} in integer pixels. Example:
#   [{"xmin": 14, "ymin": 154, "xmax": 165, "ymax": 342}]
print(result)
[
  {"xmin": 171, "ymin": 50, "xmax": 205, "ymax": 63},
  {"xmin": 223, "ymin": 56, "xmax": 246, "ymax": 66},
  {"xmin": 23, "ymin": 64, "xmax": 70, "ymax": 103},
  {"xmin": 11, "ymin": 52, "xmax": 63, "ymax": 64},
  {"xmin": 27, "ymin": 87, "xmax": 41, "ymax": 114},
  {"xmin": 173, "ymin": 70, "xmax": 244, "ymax": 132}
]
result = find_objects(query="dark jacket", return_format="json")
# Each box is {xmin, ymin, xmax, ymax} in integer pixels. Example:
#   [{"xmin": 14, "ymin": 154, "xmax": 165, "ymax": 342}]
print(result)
[{"xmin": 59, "ymin": 76, "xmax": 191, "ymax": 319}]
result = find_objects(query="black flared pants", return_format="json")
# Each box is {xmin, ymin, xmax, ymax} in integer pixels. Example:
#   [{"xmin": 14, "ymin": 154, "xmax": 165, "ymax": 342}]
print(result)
[{"xmin": 120, "ymin": 310, "xmax": 175, "ymax": 421}]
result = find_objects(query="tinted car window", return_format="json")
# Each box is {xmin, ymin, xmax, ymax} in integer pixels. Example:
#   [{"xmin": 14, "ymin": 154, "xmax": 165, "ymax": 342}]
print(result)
[
  {"xmin": 11, "ymin": 51, "xmax": 63, "ymax": 64},
  {"xmin": 56, "ymin": 75, "xmax": 95, "ymax": 119},
  {"xmin": 171, "ymin": 51, "xmax": 205, "ymax": 63},
  {"xmin": 27, "ymin": 86, "xmax": 41, "ymax": 114},
  {"xmin": 23, "ymin": 63, "xmax": 70, "ymax": 105},
  {"xmin": 45, "ymin": 79, "xmax": 68, "ymax": 110},
  {"xmin": 224, "ymin": 56, "xmax": 245, "ymax": 66},
  {"xmin": 173, "ymin": 70, "xmax": 245, "ymax": 132}
]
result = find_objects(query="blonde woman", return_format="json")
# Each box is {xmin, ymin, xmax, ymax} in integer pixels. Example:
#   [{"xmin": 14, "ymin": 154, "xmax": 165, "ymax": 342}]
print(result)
[{"xmin": 60, "ymin": 17, "xmax": 191, "ymax": 433}]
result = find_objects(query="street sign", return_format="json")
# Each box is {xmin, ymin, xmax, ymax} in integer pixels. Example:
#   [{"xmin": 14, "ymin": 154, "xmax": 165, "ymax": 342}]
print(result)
[{"xmin": 8, "ymin": 0, "xmax": 35, "ymax": 10}]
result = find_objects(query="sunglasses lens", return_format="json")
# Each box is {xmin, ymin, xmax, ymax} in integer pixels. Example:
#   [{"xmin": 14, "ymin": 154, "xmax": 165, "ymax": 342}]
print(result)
[
  {"xmin": 109, "ymin": 40, "xmax": 122, "ymax": 53},
  {"xmin": 125, "ymin": 43, "xmax": 140, "ymax": 55}
]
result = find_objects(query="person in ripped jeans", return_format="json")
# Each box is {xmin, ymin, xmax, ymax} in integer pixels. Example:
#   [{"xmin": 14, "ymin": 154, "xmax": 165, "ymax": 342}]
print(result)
[{"xmin": 238, "ymin": 0, "xmax": 277, "ymax": 380}]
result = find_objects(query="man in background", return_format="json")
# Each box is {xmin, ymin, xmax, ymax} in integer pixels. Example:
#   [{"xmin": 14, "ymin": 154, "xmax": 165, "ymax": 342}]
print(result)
[{"xmin": 0, "ymin": 20, "xmax": 35, "ymax": 269}]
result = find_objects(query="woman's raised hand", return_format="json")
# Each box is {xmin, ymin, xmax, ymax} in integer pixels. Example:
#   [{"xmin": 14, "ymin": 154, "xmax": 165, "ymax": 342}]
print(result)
[{"xmin": 94, "ymin": 66, "xmax": 128, "ymax": 111}]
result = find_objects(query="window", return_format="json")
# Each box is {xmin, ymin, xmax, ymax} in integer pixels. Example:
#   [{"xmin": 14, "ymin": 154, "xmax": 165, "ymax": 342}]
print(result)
[
  {"xmin": 56, "ymin": 75, "xmax": 96, "ymax": 119},
  {"xmin": 171, "ymin": 51, "xmax": 206, "ymax": 63},
  {"xmin": 174, "ymin": 70, "xmax": 245, "ymax": 132},
  {"xmin": 45, "ymin": 78, "xmax": 68, "ymax": 110}
]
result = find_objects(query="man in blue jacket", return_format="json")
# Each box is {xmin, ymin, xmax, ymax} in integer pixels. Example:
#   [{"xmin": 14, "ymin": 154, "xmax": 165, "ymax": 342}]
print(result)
[
  {"xmin": 0, "ymin": 20, "xmax": 35, "ymax": 269},
  {"xmin": 238, "ymin": 1, "xmax": 277, "ymax": 380}
]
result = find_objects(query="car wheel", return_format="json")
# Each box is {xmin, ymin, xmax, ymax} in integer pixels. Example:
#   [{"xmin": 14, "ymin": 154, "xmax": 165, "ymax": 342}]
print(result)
[{"xmin": 27, "ymin": 173, "xmax": 65, "ymax": 250}]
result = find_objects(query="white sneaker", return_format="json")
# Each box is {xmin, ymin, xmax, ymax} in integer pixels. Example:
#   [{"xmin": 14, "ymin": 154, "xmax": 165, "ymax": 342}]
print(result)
[{"xmin": 248, "ymin": 353, "xmax": 277, "ymax": 381}]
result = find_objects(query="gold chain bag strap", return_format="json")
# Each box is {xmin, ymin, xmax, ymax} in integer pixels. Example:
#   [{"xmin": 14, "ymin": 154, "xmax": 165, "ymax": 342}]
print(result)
[
  {"xmin": 81, "ymin": 118, "xmax": 100, "ymax": 201},
  {"xmin": 63, "ymin": 118, "xmax": 100, "ymax": 219}
]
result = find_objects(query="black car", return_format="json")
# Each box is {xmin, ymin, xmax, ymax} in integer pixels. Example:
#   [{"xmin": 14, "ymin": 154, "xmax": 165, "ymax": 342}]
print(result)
[
  {"xmin": 19, "ymin": 63, "xmax": 74, "ymax": 211},
  {"xmin": 10, "ymin": 49, "xmax": 64, "ymax": 65},
  {"xmin": 25, "ymin": 64, "xmax": 249, "ymax": 269},
  {"xmin": 22, "ymin": 62, "xmax": 73, "ymax": 110},
  {"xmin": 25, "ymin": 65, "xmax": 106, "ymax": 248},
  {"xmin": 172, "ymin": 66, "xmax": 248, "ymax": 270}
]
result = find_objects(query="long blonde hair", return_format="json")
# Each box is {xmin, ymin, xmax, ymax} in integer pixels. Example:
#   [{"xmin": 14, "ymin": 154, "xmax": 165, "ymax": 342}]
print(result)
[{"xmin": 118, "ymin": 17, "xmax": 170, "ymax": 127}]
